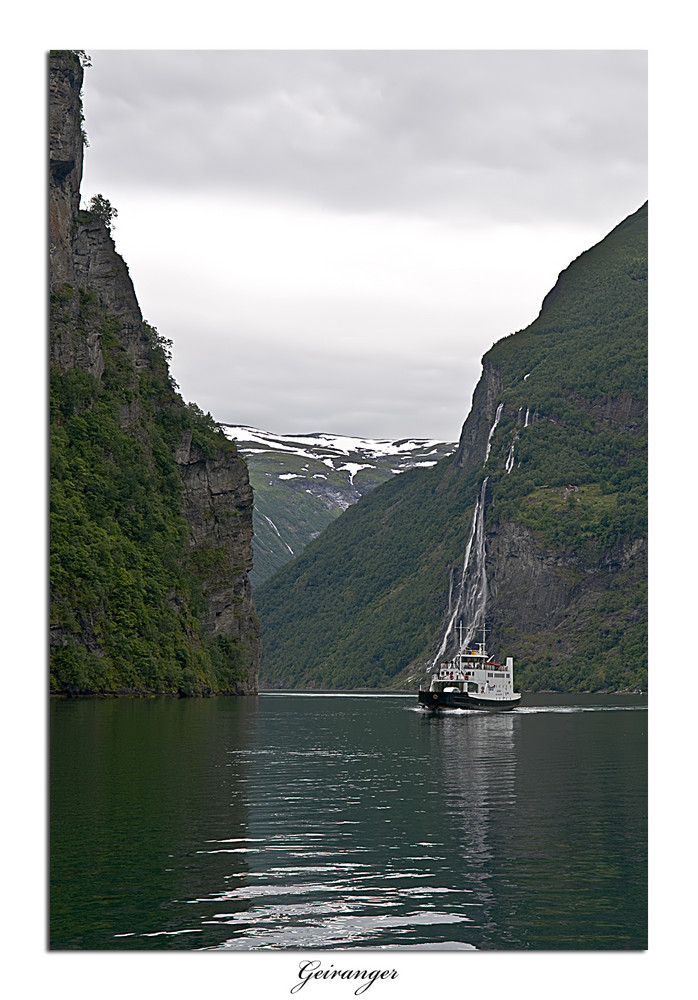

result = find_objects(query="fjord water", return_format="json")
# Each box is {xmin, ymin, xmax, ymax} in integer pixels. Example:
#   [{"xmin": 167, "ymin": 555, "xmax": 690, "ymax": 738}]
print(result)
[{"xmin": 50, "ymin": 693, "xmax": 646, "ymax": 950}]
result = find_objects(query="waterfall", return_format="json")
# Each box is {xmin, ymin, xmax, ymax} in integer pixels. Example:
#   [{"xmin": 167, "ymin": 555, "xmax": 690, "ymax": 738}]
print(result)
[
  {"xmin": 262, "ymin": 513, "xmax": 294, "ymax": 555},
  {"xmin": 505, "ymin": 439, "xmax": 516, "ymax": 473},
  {"xmin": 484, "ymin": 403, "xmax": 503, "ymax": 465},
  {"xmin": 433, "ymin": 477, "xmax": 489, "ymax": 664},
  {"xmin": 524, "ymin": 408, "xmax": 530, "ymax": 428}
]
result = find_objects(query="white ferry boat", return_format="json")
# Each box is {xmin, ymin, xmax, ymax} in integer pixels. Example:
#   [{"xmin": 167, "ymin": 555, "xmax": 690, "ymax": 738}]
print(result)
[{"xmin": 418, "ymin": 625, "xmax": 521, "ymax": 711}]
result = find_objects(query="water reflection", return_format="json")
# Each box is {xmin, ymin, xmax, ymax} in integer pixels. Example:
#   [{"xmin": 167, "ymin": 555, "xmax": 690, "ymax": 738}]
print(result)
[
  {"xmin": 50, "ymin": 697, "xmax": 255, "ymax": 949},
  {"xmin": 203, "ymin": 700, "xmax": 524, "ymax": 950},
  {"xmin": 419, "ymin": 711, "xmax": 517, "ymax": 940},
  {"xmin": 180, "ymin": 696, "xmax": 471, "ymax": 949},
  {"xmin": 433, "ymin": 712, "xmax": 516, "ymax": 856},
  {"xmin": 50, "ymin": 693, "xmax": 647, "ymax": 950}
]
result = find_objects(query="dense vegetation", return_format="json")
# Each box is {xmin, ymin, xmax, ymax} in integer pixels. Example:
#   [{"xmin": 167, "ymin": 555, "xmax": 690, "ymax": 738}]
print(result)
[
  {"xmin": 50, "ymin": 283, "xmax": 251, "ymax": 695},
  {"xmin": 484, "ymin": 205, "xmax": 647, "ymax": 550},
  {"xmin": 256, "ymin": 204, "xmax": 647, "ymax": 692}
]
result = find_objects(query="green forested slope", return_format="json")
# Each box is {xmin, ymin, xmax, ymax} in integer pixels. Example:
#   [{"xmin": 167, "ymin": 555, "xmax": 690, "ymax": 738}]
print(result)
[
  {"xmin": 50, "ymin": 300, "xmax": 252, "ymax": 694},
  {"xmin": 256, "ymin": 204, "xmax": 647, "ymax": 692}
]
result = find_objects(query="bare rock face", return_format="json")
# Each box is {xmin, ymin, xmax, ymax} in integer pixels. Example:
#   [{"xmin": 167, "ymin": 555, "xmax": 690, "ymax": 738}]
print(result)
[
  {"xmin": 486, "ymin": 519, "xmax": 647, "ymax": 681},
  {"xmin": 72, "ymin": 219, "xmax": 152, "ymax": 370},
  {"xmin": 453, "ymin": 360, "xmax": 504, "ymax": 469},
  {"xmin": 49, "ymin": 283, "xmax": 105, "ymax": 379},
  {"xmin": 176, "ymin": 434, "xmax": 261, "ymax": 691},
  {"xmin": 486, "ymin": 520, "xmax": 576, "ymax": 630},
  {"xmin": 49, "ymin": 51, "xmax": 260, "ymax": 695},
  {"xmin": 49, "ymin": 52, "xmax": 84, "ymax": 291},
  {"xmin": 587, "ymin": 392, "xmax": 647, "ymax": 432},
  {"xmin": 48, "ymin": 54, "xmax": 150, "ymax": 379}
]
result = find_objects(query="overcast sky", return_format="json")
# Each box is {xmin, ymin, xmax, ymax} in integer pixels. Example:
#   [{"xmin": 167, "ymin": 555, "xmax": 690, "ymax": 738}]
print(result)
[{"xmin": 79, "ymin": 50, "xmax": 647, "ymax": 441}]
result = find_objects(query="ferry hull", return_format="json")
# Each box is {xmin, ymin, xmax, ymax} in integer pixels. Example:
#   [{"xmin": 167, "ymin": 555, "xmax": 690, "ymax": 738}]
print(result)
[{"xmin": 418, "ymin": 689, "xmax": 521, "ymax": 712}]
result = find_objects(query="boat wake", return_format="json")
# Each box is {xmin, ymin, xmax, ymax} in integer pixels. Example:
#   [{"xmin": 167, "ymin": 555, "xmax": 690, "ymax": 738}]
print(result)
[
  {"xmin": 412, "ymin": 703, "xmax": 646, "ymax": 715},
  {"xmin": 512, "ymin": 704, "xmax": 647, "ymax": 714}
]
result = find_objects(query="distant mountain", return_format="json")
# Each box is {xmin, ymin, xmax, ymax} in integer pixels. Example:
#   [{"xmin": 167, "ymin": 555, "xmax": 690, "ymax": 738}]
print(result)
[
  {"xmin": 221, "ymin": 427, "xmax": 456, "ymax": 587},
  {"xmin": 256, "ymin": 204, "xmax": 647, "ymax": 693}
]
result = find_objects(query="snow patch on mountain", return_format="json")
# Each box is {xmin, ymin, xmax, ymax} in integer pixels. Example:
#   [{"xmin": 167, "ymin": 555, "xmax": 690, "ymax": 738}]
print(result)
[
  {"xmin": 337, "ymin": 463, "xmax": 374, "ymax": 484},
  {"xmin": 222, "ymin": 424, "xmax": 458, "ymax": 587},
  {"xmin": 222, "ymin": 425, "xmax": 448, "ymax": 462}
]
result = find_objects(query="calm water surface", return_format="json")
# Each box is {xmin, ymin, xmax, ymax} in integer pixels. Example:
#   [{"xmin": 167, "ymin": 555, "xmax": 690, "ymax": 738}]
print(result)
[{"xmin": 50, "ymin": 693, "xmax": 647, "ymax": 950}]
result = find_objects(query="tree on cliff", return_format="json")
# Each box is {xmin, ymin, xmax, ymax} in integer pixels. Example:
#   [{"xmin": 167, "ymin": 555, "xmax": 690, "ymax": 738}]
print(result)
[{"xmin": 87, "ymin": 193, "xmax": 118, "ymax": 232}]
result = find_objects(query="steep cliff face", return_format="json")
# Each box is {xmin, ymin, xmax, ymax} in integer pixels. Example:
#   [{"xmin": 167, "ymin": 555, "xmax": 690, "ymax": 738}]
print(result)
[
  {"xmin": 449, "ymin": 356, "xmax": 646, "ymax": 673},
  {"xmin": 176, "ymin": 433, "xmax": 256, "ymax": 645},
  {"xmin": 430, "ymin": 203, "xmax": 648, "ymax": 689},
  {"xmin": 484, "ymin": 519, "xmax": 646, "ymax": 689},
  {"xmin": 49, "ymin": 52, "xmax": 260, "ymax": 695},
  {"xmin": 49, "ymin": 53, "xmax": 83, "ymax": 289},
  {"xmin": 453, "ymin": 360, "xmax": 504, "ymax": 470},
  {"xmin": 256, "ymin": 204, "xmax": 647, "ymax": 692}
]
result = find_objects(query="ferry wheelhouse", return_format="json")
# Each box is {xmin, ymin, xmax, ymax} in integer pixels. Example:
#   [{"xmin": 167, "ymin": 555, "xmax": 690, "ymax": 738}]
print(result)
[{"xmin": 418, "ymin": 626, "xmax": 521, "ymax": 711}]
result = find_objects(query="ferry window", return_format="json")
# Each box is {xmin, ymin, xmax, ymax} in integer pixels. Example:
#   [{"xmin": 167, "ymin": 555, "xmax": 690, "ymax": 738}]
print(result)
[{"xmin": 467, "ymin": 682, "xmax": 478, "ymax": 692}]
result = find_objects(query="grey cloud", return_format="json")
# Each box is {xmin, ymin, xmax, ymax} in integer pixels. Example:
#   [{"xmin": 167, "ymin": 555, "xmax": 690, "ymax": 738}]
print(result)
[
  {"xmin": 171, "ymin": 325, "xmax": 478, "ymax": 441},
  {"xmin": 83, "ymin": 50, "xmax": 646, "ymax": 226},
  {"xmin": 77, "ymin": 49, "xmax": 647, "ymax": 440}
]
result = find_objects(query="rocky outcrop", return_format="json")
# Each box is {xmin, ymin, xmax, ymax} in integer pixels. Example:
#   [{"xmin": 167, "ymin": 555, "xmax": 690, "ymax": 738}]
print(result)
[
  {"xmin": 49, "ymin": 52, "xmax": 84, "ymax": 291},
  {"xmin": 49, "ymin": 51, "xmax": 261, "ymax": 695},
  {"xmin": 486, "ymin": 520, "xmax": 576, "ymax": 629},
  {"xmin": 49, "ymin": 54, "xmax": 149, "ymax": 380},
  {"xmin": 585, "ymin": 392, "xmax": 647, "ymax": 432},
  {"xmin": 49, "ymin": 54, "xmax": 106, "ymax": 379},
  {"xmin": 176, "ymin": 433, "xmax": 260, "ymax": 692},
  {"xmin": 72, "ymin": 218, "xmax": 152, "ymax": 371},
  {"xmin": 453, "ymin": 361, "xmax": 504, "ymax": 470}
]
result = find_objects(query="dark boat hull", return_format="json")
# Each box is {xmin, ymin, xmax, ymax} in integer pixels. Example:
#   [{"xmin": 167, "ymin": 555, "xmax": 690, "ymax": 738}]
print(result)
[{"xmin": 418, "ymin": 689, "xmax": 521, "ymax": 712}]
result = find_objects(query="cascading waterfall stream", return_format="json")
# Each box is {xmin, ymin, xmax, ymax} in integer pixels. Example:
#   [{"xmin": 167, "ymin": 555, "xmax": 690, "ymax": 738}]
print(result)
[
  {"xmin": 433, "ymin": 477, "xmax": 489, "ymax": 665},
  {"xmin": 506, "ymin": 406, "xmax": 534, "ymax": 471},
  {"xmin": 483, "ymin": 403, "xmax": 503, "ymax": 465},
  {"xmin": 262, "ymin": 513, "xmax": 294, "ymax": 555},
  {"xmin": 432, "ymin": 395, "xmax": 530, "ymax": 666}
]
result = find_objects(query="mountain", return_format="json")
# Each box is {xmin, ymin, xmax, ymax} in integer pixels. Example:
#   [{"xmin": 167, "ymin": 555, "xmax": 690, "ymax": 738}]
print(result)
[
  {"xmin": 49, "ymin": 52, "xmax": 261, "ymax": 695},
  {"xmin": 256, "ymin": 204, "xmax": 647, "ymax": 693},
  {"xmin": 222, "ymin": 426, "xmax": 456, "ymax": 587}
]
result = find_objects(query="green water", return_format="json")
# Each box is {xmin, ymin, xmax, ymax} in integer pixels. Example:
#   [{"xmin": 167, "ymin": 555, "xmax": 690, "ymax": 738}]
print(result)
[{"xmin": 50, "ymin": 693, "xmax": 646, "ymax": 950}]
